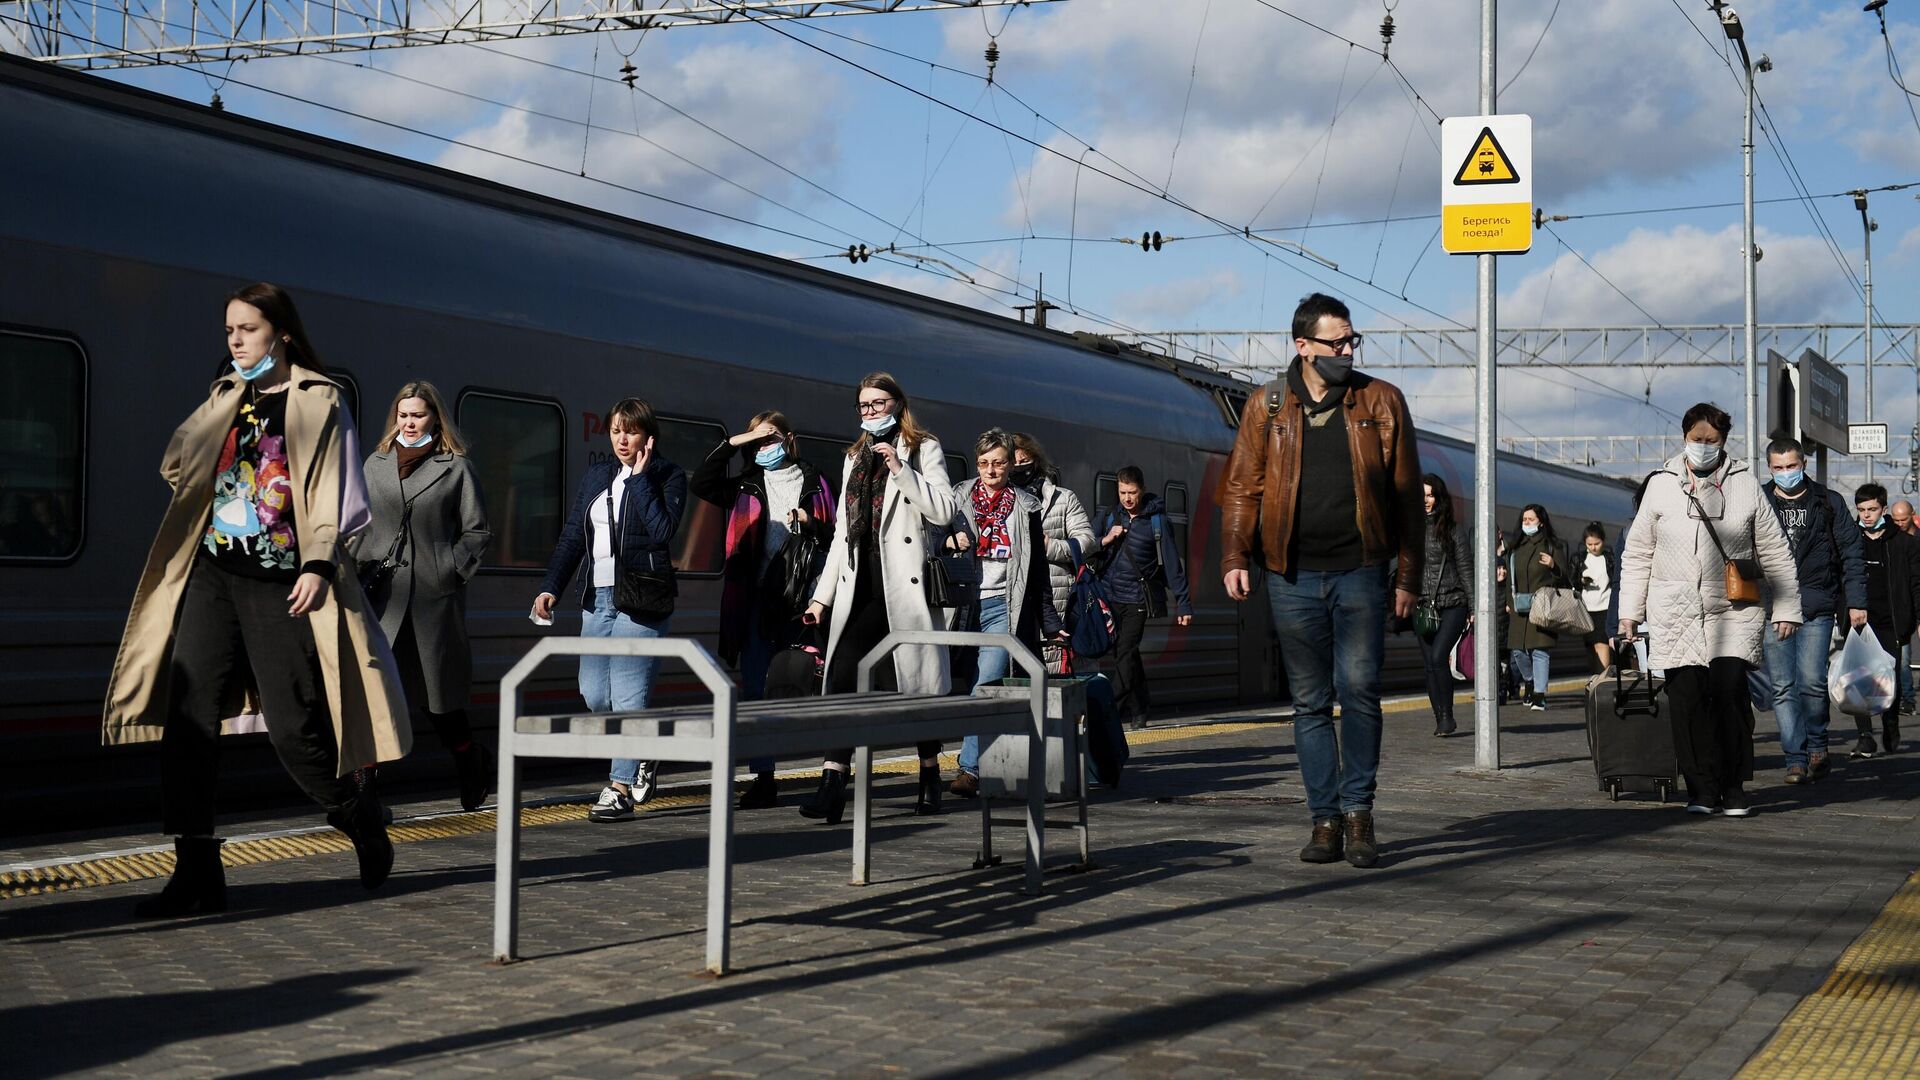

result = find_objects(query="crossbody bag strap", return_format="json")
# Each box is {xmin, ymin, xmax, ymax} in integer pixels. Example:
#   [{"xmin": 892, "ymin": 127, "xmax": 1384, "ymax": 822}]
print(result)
[{"xmin": 1684, "ymin": 489, "xmax": 1734, "ymax": 564}]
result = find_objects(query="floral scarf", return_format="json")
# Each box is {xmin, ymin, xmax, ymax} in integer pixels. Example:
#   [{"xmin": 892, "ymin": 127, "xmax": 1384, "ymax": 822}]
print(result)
[
  {"xmin": 845, "ymin": 444, "xmax": 889, "ymax": 550},
  {"xmin": 972, "ymin": 481, "xmax": 1015, "ymax": 559}
]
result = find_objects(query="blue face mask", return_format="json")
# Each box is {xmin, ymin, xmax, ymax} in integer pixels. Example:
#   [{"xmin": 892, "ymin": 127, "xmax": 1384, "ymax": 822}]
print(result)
[
  {"xmin": 1870, "ymin": 515, "xmax": 1889, "ymax": 532},
  {"xmin": 1521, "ymin": 523, "xmax": 1540, "ymax": 537},
  {"xmin": 232, "ymin": 346, "xmax": 279, "ymax": 383},
  {"xmin": 1772, "ymin": 468, "xmax": 1805, "ymax": 491},
  {"xmin": 754, "ymin": 444, "xmax": 788, "ymax": 469},
  {"xmin": 397, "ymin": 431, "xmax": 435, "ymax": 449},
  {"xmin": 861, "ymin": 414, "xmax": 898, "ymax": 437}
]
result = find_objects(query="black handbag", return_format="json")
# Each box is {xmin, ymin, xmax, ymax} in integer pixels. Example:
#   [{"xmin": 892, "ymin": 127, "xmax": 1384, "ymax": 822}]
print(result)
[
  {"xmin": 356, "ymin": 500, "xmax": 411, "ymax": 598},
  {"xmin": 762, "ymin": 519, "xmax": 825, "ymax": 624},
  {"xmin": 609, "ymin": 479, "xmax": 677, "ymax": 621}
]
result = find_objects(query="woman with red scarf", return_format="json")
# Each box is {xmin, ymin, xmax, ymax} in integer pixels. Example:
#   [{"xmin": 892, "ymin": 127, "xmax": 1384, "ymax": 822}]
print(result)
[{"xmin": 947, "ymin": 429, "xmax": 1064, "ymax": 798}]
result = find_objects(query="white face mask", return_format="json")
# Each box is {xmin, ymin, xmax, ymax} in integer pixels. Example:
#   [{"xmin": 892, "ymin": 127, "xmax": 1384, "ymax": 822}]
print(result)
[
  {"xmin": 397, "ymin": 431, "xmax": 435, "ymax": 449},
  {"xmin": 1684, "ymin": 441, "xmax": 1722, "ymax": 470}
]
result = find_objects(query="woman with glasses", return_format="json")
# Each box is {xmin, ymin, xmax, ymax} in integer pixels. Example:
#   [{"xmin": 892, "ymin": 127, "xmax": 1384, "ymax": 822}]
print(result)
[
  {"xmin": 691, "ymin": 410, "xmax": 836, "ymax": 809},
  {"xmin": 798, "ymin": 373, "xmax": 955, "ymax": 823}
]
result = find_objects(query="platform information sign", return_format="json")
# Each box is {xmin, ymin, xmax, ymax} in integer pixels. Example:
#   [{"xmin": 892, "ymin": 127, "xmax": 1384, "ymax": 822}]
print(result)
[
  {"xmin": 1442, "ymin": 114, "xmax": 1533, "ymax": 255},
  {"xmin": 1849, "ymin": 423, "xmax": 1889, "ymax": 457}
]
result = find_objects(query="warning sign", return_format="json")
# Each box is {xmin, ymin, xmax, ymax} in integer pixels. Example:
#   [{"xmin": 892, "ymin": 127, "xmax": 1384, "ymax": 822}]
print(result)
[
  {"xmin": 1451, "ymin": 127, "xmax": 1520, "ymax": 185},
  {"xmin": 1441, "ymin": 114, "xmax": 1532, "ymax": 255}
]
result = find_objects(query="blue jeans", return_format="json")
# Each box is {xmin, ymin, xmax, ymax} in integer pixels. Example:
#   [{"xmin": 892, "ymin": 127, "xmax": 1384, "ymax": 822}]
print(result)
[
  {"xmin": 1510, "ymin": 648, "xmax": 1549, "ymax": 695},
  {"xmin": 578, "ymin": 587, "xmax": 670, "ymax": 787},
  {"xmin": 959, "ymin": 592, "xmax": 1012, "ymax": 776},
  {"xmin": 1268, "ymin": 564, "xmax": 1388, "ymax": 819},
  {"xmin": 1766, "ymin": 613, "xmax": 1834, "ymax": 768}
]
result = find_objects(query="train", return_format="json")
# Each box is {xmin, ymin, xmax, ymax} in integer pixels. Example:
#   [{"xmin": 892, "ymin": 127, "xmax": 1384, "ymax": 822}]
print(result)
[{"xmin": 0, "ymin": 55, "xmax": 1637, "ymax": 831}]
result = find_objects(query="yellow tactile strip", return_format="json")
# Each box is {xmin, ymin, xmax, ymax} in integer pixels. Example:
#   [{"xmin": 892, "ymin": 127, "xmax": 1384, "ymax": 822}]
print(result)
[{"xmin": 1737, "ymin": 869, "xmax": 1920, "ymax": 1080}]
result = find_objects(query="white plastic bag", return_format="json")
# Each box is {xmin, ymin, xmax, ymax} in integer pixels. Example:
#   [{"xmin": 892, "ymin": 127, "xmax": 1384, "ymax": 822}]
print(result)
[{"xmin": 1829, "ymin": 626, "xmax": 1897, "ymax": 717}]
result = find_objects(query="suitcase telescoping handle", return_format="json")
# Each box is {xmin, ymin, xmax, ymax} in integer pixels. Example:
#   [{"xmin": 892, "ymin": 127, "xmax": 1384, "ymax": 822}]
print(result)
[{"xmin": 1611, "ymin": 669, "xmax": 1660, "ymax": 720}]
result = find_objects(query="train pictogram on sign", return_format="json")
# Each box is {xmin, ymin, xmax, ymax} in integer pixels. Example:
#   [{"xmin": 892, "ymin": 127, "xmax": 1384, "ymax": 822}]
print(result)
[{"xmin": 1451, "ymin": 126, "xmax": 1521, "ymax": 186}]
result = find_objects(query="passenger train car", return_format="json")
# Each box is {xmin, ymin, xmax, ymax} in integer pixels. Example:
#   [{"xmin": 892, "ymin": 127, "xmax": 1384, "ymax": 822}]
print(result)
[{"xmin": 0, "ymin": 56, "xmax": 1635, "ymax": 830}]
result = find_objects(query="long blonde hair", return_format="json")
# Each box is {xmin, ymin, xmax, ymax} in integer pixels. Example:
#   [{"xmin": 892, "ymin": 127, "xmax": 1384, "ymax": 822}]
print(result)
[
  {"xmin": 846, "ymin": 371, "xmax": 932, "ymax": 457},
  {"xmin": 378, "ymin": 380, "xmax": 468, "ymax": 454}
]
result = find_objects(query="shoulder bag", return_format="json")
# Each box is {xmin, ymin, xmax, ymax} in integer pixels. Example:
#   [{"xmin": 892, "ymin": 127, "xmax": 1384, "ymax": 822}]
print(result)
[
  {"xmin": 356, "ymin": 499, "xmax": 410, "ymax": 599},
  {"xmin": 1684, "ymin": 489, "xmax": 1762, "ymax": 604},
  {"xmin": 1528, "ymin": 542, "xmax": 1593, "ymax": 635},
  {"xmin": 1415, "ymin": 540, "xmax": 1447, "ymax": 640}
]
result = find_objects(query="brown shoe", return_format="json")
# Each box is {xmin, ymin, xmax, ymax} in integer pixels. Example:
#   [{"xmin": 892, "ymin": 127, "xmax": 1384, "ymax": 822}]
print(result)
[
  {"xmin": 1784, "ymin": 764, "xmax": 1807, "ymax": 785},
  {"xmin": 1808, "ymin": 751, "xmax": 1831, "ymax": 780},
  {"xmin": 1299, "ymin": 818, "xmax": 1343, "ymax": 863},
  {"xmin": 948, "ymin": 771, "xmax": 979, "ymax": 799},
  {"xmin": 1343, "ymin": 811, "xmax": 1380, "ymax": 868}
]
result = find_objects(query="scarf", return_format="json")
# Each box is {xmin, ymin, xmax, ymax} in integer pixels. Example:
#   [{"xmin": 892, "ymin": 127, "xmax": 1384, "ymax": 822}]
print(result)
[
  {"xmin": 845, "ymin": 444, "xmax": 889, "ymax": 550},
  {"xmin": 395, "ymin": 442, "xmax": 434, "ymax": 481},
  {"xmin": 972, "ymin": 482, "xmax": 1015, "ymax": 559}
]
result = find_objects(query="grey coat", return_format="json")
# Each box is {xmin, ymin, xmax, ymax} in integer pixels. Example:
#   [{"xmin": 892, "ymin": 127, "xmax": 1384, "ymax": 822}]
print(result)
[
  {"xmin": 353, "ymin": 449, "xmax": 491, "ymax": 712},
  {"xmin": 1033, "ymin": 478, "xmax": 1096, "ymax": 617}
]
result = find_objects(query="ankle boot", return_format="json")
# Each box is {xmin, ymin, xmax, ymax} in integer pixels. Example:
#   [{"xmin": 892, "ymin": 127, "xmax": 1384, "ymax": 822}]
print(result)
[
  {"xmin": 798, "ymin": 768, "xmax": 848, "ymax": 825},
  {"xmin": 134, "ymin": 837, "xmax": 227, "ymax": 918},
  {"xmin": 328, "ymin": 791, "xmax": 395, "ymax": 890},
  {"xmin": 452, "ymin": 742, "xmax": 492, "ymax": 813},
  {"xmin": 1343, "ymin": 811, "xmax": 1380, "ymax": 868},
  {"xmin": 915, "ymin": 762, "xmax": 943, "ymax": 815}
]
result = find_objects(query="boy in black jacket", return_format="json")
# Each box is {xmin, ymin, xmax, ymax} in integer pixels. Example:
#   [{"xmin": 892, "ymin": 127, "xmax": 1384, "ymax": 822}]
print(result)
[{"xmin": 1851, "ymin": 484, "xmax": 1920, "ymax": 757}]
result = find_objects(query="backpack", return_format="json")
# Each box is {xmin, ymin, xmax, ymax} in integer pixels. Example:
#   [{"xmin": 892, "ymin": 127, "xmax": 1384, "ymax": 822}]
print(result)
[
  {"xmin": 1066, "ymin": 563, "xmax": 1118, "ymax": 659},
  {"xmin": 764, "ymin": 626, "xmax": 828, "ymax": 699}
]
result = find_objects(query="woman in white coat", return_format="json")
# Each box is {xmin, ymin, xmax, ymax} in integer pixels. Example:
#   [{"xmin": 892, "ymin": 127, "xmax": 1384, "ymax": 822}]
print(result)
[
  {"xmin": 1618, "ymin": 403, "xmax": 1802, "ymax": 817},
  {"xmin": 799, "ymin": 372, "xmax": 955, "ymax": 823}
]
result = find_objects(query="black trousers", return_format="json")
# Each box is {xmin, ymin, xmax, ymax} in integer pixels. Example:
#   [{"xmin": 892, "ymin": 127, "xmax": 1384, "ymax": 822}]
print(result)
[
  {"xmin": 1415, "ymin": 605, "xmax": 1471, "ymax": 721},
  {"xmin": 824, "ymin": 547, "xmax": 939, "ymax": 768},
  {"xmin": 162, "ymin": 562, "xmax": 356, "ymax": 836},
  {"xmin": 391, "ymin": 622, "xmax": 474, "ymax": 752},
  {"xmin": 1110, "ymin": 600, "xmax": 1152, "ymax": 722},
  {"xmin": 1664, "ymin": 656, "xmax": 1754, "ymax": 798}
]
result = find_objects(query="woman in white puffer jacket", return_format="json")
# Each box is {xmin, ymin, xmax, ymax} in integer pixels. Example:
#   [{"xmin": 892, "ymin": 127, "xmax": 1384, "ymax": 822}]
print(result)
[
  {"xmin": 1618, "ymin": 402, "xmax": 1801, "ymax": 817},
  {"xmin": 1012, "ymin": 433, "xmax": 1096, "ymax": 670}
]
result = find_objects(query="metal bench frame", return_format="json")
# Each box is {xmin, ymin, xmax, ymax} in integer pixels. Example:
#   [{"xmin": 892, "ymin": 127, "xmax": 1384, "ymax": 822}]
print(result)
[{"xmin": 491, "ymin": 629, "xmax": 1048, "ymax": 974}]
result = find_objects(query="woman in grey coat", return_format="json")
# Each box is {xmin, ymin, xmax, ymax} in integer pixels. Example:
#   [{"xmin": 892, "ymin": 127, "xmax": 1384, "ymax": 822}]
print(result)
[
  {"xmin": 1012, "ymin": 432, "xmax": 1096, "ymax": 673},
  {"xmin": 355, "ymin": 381, "xmax": 492, "ymax": 810}
]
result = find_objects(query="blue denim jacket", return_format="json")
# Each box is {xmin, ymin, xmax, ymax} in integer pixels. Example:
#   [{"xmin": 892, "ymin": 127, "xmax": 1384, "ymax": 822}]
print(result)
[{"xmin": 540, "ymin": 457, "xmax": 689, "ymax": 611}]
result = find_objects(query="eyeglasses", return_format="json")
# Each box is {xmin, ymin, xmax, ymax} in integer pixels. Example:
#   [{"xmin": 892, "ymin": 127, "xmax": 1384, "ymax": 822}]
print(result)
[
  {"xmin": 1300, "ymin": 333, "xmax": 1363, "ymax": 351},
  {"xmin": 857, "ymin": 397, "xmax": 894, "ymax": 415}
]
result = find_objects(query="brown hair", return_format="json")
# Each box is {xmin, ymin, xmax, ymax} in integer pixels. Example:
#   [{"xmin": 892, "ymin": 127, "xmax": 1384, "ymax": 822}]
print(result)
[
  {"xmin": 973, "ymin": 428, "xmax": 1014, "ymax": 460},
  {"xmin": 608, "ymin": 397, "xmax": 660, "ymax": 441},
  {"xmin": 377, "ymin": 380, "xmax": 468, "ymax": 455},
  {"xmin": 746, "ymin": 409, "xmax": 797, "ymax": 460},
  {"xmin": 224, "ymin": 281, "xmax": 326, "ymax": 373},
  {"xmin": 847, "ymin": 371, "xmax": 933, "ymax": 457},
  {"xmin": 1011, "ymin": 432, "xmax": 1057, "ymax": 483}
]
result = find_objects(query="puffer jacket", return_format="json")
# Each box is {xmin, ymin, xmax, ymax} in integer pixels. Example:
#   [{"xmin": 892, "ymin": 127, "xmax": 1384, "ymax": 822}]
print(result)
[
  {"xmin": 1419, "ymin": 518, "xmax": 1473, "ymax": 610},
  {"xmin": 1619, "ymin": 452, "xmax": 1802, "ymax": 668},
  {"xmin": 1030, "ymin": 475, "xmax": 1096, "ymax": 618},
  {"xmin": 1761, "ymin": 477, "xmax": 1867, "ymax": 622}
]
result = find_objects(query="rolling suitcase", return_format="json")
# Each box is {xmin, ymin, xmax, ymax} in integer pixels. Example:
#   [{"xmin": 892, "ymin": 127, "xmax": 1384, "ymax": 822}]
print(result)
[{"xmin": 1586, "ymin": 669, "xmax": 1677, "ymax": 802}]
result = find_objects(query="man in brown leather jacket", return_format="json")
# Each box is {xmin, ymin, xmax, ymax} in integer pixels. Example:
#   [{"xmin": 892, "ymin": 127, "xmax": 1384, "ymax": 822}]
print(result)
[{"xmin": 1220, "ymin": 292, "xmax": 1424, "ymax": 869}]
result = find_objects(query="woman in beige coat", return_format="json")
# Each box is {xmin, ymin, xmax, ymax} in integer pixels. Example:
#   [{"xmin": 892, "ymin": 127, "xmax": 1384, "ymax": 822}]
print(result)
[
  {"xmin": 104, "ymin": 283, "xmax": 410, "ymax": 917},
  {"xmin": 1618, "ymin": 403, "xmax": 1801, "ymax": 817}
]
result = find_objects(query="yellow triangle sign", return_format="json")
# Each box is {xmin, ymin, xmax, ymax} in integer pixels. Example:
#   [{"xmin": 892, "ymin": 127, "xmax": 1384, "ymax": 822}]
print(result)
[{"xmin": 1451, "ymin": 126, "xmax": 1520, "ymax": 185}]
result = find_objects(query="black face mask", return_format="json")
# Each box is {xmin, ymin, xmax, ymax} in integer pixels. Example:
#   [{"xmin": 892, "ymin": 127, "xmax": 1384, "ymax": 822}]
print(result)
[
  {"xmin": 1010, "ymin": 465, "xmax": 1036, "ymax": 488},
  {"xmin": 1307, "ymin": 351, "xmax": 1354, "ymax": 385}
]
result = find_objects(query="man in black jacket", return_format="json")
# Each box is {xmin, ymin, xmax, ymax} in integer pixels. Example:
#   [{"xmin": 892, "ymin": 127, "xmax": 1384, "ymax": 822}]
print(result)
[
  {"xmin": 1761, "ymin": 439, "xmax": 1867, "ymax": 782},
  {"xmin": 1851, "ymin": 484, "xmax": 1920, "ymax": 757},
  {"xmin": 1097, "ymin": 466, "xmax": 1194, "ymax": 732}
]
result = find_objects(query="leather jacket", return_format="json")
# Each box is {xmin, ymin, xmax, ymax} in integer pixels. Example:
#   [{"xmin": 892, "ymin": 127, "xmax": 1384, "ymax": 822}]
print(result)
[{"xmin": 1220, "ymin": 361, "xmax": 1425, "ymax": 594}]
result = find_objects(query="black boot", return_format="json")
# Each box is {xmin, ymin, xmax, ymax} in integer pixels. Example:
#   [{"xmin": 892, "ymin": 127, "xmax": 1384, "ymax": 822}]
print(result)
[
  {"xmin": 737, "ymin": 771, "xmax": 778, "ymax": 811},
  {"xmin": 452, "ymin": 742, "xmax": 492, "ymax": 813},
  {"xmin": 134, "ymin": 837, "xmax": 227, "ymax": 918},
  {"xmin": 798, "ymin": 768, "xmax": 848, "ymax": 825},
  {"xmin": 915, "ymin": 761, "xmax": 943, "ymax": 815},
  {"xmin": 328, "ymin": 791, "xmax": 394, "ymax": 890},
  {"xmin": 1885, "ymin": 717, "xmax": 1902, "ymax": 755}
]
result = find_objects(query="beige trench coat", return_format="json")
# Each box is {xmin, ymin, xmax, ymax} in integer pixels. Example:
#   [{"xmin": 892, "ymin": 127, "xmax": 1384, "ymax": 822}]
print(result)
[{"xmin": 101, "ymin": 365, "xmax": 412, "ymax": 774}]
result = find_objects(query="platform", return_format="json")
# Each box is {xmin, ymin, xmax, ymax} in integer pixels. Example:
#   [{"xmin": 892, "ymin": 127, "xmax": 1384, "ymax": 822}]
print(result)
[{"xmin": 3, "ymin": 684, "xmax": 1918, "ymax": 1079}]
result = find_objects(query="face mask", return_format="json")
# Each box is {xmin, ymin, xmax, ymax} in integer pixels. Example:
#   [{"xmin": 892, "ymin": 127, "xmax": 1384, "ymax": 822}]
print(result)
[
  {"xmin": 1308, "ymin": 351, "xmax": 1354, "ymax": 386},
  {"xmin": 233, "ymin": 343, "xmax": 280, "ymax": 383},
  {"xmin": 1772, "ymin": 468, "xmax": 1805, "ymax": 491},
  {"xmin": 1684, "ymin": 441, "xmax": 1722, "ymax": 469},
  {"xmin": 754, "ymin": 445, "xmax": 788, "ymax": 469},
  {"xmin": 1521, "ymin": 523, "xmax": 1540, "ymax": 537},
  {"xmin": 397, "ymin": 431, "xmax": 435, "ymax": 449},
  {"xmin": 1869, "ymin": 515, "xmax": 1889, "ymax": 532},
  {"xmin": 1010, "ymin": 465, "xmax": 1036, "ymax": 488},
  {"xmin": 861, "ymin": 414, "xmax": 898, "ymax": 437}
]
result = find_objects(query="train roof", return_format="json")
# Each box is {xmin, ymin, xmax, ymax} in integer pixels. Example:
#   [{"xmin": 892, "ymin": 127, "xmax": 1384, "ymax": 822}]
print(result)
[{"xmin": 0, "ymin": 54, "xmax": 1240, "ymax": 447}]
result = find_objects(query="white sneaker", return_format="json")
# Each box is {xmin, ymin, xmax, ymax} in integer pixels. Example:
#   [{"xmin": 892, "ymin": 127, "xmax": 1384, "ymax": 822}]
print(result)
[
  {"xmin": 630, "ymin": 762, "xmax": 659, "ymax": 806},
  {"xmin": 587, "ymin": 785, "xmax": 635, "ymax": 823},
  {"xmin": 1685, "ymin": 802, "xmax": 1721, "ymax": 816}
]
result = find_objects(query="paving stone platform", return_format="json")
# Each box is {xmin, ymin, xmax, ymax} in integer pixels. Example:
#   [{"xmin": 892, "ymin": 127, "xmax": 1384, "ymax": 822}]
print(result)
[{"xmin": 3, "ymin": 687, "xmax": 1917, "ymax": 1079}]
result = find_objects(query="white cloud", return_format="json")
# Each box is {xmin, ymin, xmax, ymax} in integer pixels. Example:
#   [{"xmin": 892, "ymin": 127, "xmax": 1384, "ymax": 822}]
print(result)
[{"xmin": 1113, "ymin": 268, "xmax": 1245, "ymax": 324}]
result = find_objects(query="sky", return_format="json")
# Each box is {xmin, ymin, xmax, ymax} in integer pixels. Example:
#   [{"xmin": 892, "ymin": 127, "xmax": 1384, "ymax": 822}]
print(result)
[{"xmin": 12, "ymin": 0, "xmax": 1920, "ymax": 481}]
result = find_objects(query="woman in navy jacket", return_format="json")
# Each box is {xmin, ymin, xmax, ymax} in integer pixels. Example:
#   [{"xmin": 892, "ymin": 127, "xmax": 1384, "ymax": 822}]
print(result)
[{"xmin": 532, "ymin": 398, "xmax": 688, "ymax": 823}]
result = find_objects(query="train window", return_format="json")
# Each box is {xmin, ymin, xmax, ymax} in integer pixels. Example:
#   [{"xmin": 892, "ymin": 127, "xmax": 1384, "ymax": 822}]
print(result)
[
  {"xmin": 331, "ymin": 369, "xmax": 362, "ymax": 430},
  {"xmin": 797, "ymin": 435, "xmax": 849, "ymax": 495},
  {"xmin": 1164, "ymin": 481, "xmax": 1190, "ymax": 559},
  {"xmin": 947, "ymin": 453, "xmax": 967, "ymax": 482},
  {"xmin": 459, "ymin": 390, "xmax": 564, "ymax": 570},
  {"xmin": 654, "ymin": 416, "xmax": 727, "ymax": 575},
  {"xmin": 0, "ymin": 330, "xmax": 85, "ymax": 562},
  {"xmin": 1094, "ymin": 473, "xmax": 1119, "ymax": 523}
]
